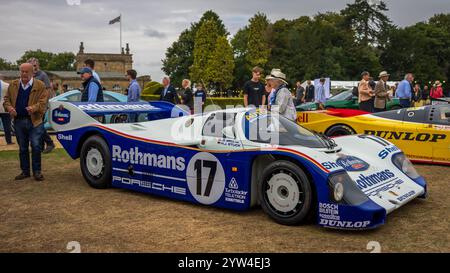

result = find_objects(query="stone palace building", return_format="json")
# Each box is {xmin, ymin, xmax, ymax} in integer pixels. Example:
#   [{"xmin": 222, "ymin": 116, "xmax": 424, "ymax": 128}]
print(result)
[{"xmin": 0, "ymin": 42, "xmax": 150, "ymax": 93}]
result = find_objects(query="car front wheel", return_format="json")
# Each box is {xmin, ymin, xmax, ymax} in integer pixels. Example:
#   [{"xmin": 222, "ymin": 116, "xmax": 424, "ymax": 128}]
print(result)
[
  {"xmin": 258, "ymin": 160, "xmax": 313, "ymax": 225},
  {"xmin": 325, "ymin": 124, "xmax": 355, "ymax": 137},
  {"xmin": 80, "ymin": 135, "xmax": 112, "ymax": 189}
]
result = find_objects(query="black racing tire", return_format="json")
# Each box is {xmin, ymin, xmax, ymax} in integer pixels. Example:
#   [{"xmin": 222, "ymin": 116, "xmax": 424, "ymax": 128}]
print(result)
[
  {"xmin": 325, "ymin": 124, "xmax": 355, "ymax": 137},
  {"xmin": 258, "ymin": 160, "xmax": 313, "ymax": 226},
  {"xmin": 80, "ymin": 135, "xmax": 112, "ymax": 189}
]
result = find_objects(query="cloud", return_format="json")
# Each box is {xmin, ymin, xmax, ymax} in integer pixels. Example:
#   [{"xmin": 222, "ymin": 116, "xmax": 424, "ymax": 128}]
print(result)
[{"xmin": 143, "ymin": 29, "xmax": 167, "ymax": 39}]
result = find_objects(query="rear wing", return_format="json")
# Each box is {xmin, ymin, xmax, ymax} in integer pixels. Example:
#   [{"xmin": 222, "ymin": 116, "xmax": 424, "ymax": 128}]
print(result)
[{"xmin": 48, "ymin": 101, "xmax": 189, "ymax": 132}]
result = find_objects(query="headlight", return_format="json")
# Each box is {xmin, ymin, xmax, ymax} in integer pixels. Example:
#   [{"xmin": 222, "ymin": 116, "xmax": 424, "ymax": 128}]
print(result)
[
  {"xmin": 328, "ymin": 172, "xmax": 369, "ymax": 205},
  {"xmin": 333, "ymin": 181, "xmax": 344, "ymax": 202},
  {"xmin": 392, "ymin": 152, "xmax": 420, "ymax": 179}
]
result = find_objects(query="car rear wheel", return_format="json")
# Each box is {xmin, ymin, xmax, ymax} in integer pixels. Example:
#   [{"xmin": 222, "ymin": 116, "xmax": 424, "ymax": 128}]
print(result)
[
  {"xmin": 325, "ymin": 124, "xmax": 355, "ymax": 137},
  {"xmin": 80, "ymin": 135, "xmax": 112, "ymax": 189},
  {"xmin": 258, "ymin": 160, "xmax": 313, "ymax": 225}
]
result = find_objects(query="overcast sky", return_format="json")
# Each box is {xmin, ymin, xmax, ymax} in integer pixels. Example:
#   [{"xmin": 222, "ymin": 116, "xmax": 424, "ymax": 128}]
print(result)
[{"xmin": 1, "ymin": 0, "xmax": 449, "ymax": 81}]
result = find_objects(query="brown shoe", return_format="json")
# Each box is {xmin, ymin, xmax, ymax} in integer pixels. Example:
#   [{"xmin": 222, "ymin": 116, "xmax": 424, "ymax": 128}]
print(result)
[
  {"xmin": 15, "ymin": 172, "xmax": 31, "ymax": 180},
  {"xmin": 33, "ymin": 172, "xmax": 45, "ymax": 181}
]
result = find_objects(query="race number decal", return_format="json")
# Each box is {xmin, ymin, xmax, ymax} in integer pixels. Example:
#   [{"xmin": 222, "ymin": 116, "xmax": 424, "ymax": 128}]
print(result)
[{"xmin": 186, "ymin": 152, "xmax": 225, "ymax": 205}]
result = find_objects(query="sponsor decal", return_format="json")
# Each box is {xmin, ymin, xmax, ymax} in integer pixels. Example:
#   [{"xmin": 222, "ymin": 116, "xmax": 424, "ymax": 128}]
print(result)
[
  {"xmin": 319, "ymin": 203, "xmax": 340, "ymax": 221},
  {"xmin": 397, "ymin": 190, "xmax": 416, "ymax": 202},
  {"xmin": 225, "ymin": 178, "xmax": 248, "ymax": 204},
  {"xmin": 217, "ymin": 138, "xmax": 242, "ymax": 148},
  {"xmin": 365, "ymin": 179, "xmax": 404, "ymax": 197},
  {"xmin": 77, "ymin": 103, "xmax": 159, "ymax": 112},
  {"xmin": 113, "ymin": 176, "xmax": 186, "ymax": 195},
  {"xmin": 319, "ymin": 219, "xmax": 371, "ymax": 228},
  {"xmin": 52, "ymin": 106, "xmax": 71, "ymax": 125},
  {"xmin": 112, "ymin": 145, "xmax": 185, "ymax": 171},
  {"xmin": 296, "ymin": 112, "xmax": 309, "ymax": 123},
  {"xmin": 378, "ymin": 145, "xmax": 400, "ymax": 159},
  {"xmin": 433, "ymin": 125, "xmax": 450, "ymax": 131},
  {"xmin": 186, "ymin": 152, "xmax": 226, "ymax": 205},
  {"xmin": 355, "ymin": 169, "xmax": 396, "ymax": 190},
  {"xmin": 57, "ymin": 134, "xmax": 73, "ymax": 141},
  {"xmin": 364, "ymin": 130, "xmax": 446, "ymax": 143},
  {"xmin": 228, "ymin": 177, "xmax": 239, "ymax": 190},
  {"xmin": 322, "ymin": 155, "xmax": 369, "ymax": 172}
]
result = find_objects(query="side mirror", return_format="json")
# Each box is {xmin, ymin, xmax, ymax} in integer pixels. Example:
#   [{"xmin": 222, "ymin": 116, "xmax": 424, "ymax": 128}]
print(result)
[{"xmin": 222, "ymin": 126, "xmax": 235, "ymax": 139}]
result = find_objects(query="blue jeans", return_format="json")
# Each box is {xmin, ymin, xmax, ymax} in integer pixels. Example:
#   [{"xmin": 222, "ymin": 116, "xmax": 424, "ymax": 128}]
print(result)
[
  {"xmin": 14, "ymin": 118, "xmax": 44, "ymax": 174},
  {"xmin": 399, "ymin": 99, "xmax": 411, "ymax": 108}
]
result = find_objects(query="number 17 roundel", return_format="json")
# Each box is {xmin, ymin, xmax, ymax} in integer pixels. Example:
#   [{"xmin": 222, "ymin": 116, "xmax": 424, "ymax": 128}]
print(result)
[{"xmin": 186, "ymin": 152, "xmax": 226, "ymax": 205}]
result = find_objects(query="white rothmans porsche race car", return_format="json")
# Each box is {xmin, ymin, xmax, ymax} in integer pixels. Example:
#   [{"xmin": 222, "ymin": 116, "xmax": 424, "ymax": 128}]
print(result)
[{"xmin": 49, "ymin": 101, "xmax": 427, "ymax": 230}]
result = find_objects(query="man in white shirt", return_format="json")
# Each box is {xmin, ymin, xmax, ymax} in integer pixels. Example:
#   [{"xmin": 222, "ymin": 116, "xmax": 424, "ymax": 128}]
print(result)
[{"xmin": 0, "ymin": 74, "xmax": 13, "ymax": 144}]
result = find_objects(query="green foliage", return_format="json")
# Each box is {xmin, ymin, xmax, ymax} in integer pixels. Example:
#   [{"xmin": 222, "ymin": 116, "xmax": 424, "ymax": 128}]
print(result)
[
  {"xmin": 142, "ymin": 81, "xmax": 163, "ymax": 95},
  {"xmin": 190, "ymin": 19, "xmax": 220, "ymax": 84},
  {"xmin": 0, "ymin": 58, "xmax": 17, "ymax": 70},
  {"xmin": 246, "ymin": 13, "xmax": 271, "ymax": 70},
  {"xmin": 231, "ymin": 26, "xmax": 251, "ymax": 87},
  {"xmin": 341, "ymin": 0, "xmax": 393, "ymax": 47},
  {"xmin": 141, "ymin": 95, "xmax": 244, "ymax": 109},
  {"xmin": 16, "ymin": 49, "xmax": 75, "ymax": 71},
  {"xmin": 205, "ymin": 36, "xmax": 235, "ymax": 90},
  {"xmin": 381, "ymin": 19, "xmax": 450, "ymax": 82},
  {"xmin": 47, "ymin": 52, "xmax": 76, "ymax": 71},
  {"xmin": 161, "ymin": 10, "xmax": 228, "ymax": 86}
]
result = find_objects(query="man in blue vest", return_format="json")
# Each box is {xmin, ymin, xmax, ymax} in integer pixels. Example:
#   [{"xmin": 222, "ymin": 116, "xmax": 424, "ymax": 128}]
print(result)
[{"xmin": 78, "ymin": 67, "xmax": 103, "ymax": 102}]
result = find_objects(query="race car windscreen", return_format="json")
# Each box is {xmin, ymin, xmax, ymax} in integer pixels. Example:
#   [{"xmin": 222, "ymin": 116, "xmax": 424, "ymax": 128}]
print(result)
[
  {"xmin": 243, "ymin": 113, "xmax": 327, "ymax": 148},
  {"xmin": 328, "ymin": 90, "xmax": 353, "ymax": 101}
]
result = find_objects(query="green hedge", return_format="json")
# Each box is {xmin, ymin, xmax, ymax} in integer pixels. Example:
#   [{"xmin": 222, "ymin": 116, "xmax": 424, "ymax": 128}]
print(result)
[
  {"xmin": 141, "ymin": 95, "xmax": 245, "ymax": 109},
  {"xmin": 142, "ymin": 81, "xmax": 163, "ymax": 96}
]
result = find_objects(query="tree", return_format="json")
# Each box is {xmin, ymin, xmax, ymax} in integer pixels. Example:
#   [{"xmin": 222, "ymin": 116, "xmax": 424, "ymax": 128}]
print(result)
[
  {"xmin": 381, "ymin": 21, "xmax": 450, "ymax": 82},
  {"xmin": 0, "ymin": 58, "xmax": 17, "ymax": 70},
  {"xmin": 162, "ymin": 10, "xmax": 228, "ymax": 86},
  {"xmin": 341, "ymin": 0, "xmax": 393, "ymax": 47},
  {"xmin": 206, "ymin": 36, "xmax": 235, "ymax": 91},
  {"xmin": 16, "ymin": 49, "xmax": 54, "ymax": 69},
  {"xmin": 246, "ymin": 13, "xmax": 271, "ymax": 70},
  {"xmin": 231, "ymin": 26, "xmax": 250, "ymax": 88},
  {"xmin": 190, "ymin": 19, "xmax": 220, "ymax": 84},
  {"xmin": 47, "ymin": 52, "xmax": 75, "ymax": 71},
  {"xmin": 16, "ymin": 50, "xmax": 75, "ymax": 71}
]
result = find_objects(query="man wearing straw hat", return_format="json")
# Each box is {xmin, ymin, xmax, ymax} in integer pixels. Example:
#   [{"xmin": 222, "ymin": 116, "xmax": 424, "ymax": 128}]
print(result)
[
  {"xmin": 374, "ymin": 71, "xmax": 391, "ymax": 112},
  {"xmin": 266, "ymin": 69, "xmax": 296, "ymax": 121}
]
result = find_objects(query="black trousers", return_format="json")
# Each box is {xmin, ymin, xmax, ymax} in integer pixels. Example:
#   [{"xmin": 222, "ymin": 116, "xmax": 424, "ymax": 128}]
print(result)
[{"xmin": 359, "ymin": 98, "xmax": 375, "ymax": 113}]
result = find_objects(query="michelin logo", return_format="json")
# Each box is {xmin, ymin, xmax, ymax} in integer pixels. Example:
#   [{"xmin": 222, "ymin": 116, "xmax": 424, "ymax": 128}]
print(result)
[{"xmin": 112, "ymin": 145, "xmax": 185, "ymax": 171}]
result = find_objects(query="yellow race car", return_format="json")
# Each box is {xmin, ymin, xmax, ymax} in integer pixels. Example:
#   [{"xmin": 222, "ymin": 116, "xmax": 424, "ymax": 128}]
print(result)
[{"xmin": 296, "ymin": 104, "xmax": 450, "ymax": 166}]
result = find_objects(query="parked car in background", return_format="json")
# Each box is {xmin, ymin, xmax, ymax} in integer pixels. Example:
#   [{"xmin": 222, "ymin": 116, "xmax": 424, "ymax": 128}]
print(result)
[
  {"xmin": 43, "ymin": 90, "xmax": 145, "ymax": 130},
  {"xmin": 296, "ymin": 105, "xmax": 450, "ymax": 165},
  {"xmin": 297, "ymin": 89, "xmax": 402, "ymax": 111}
]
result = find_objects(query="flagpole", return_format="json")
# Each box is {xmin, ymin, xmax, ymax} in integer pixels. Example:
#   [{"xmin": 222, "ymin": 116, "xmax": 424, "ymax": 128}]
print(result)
[{"xmin": 120, "ymin": 13, "xmax": 122, "ymax": 53}]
